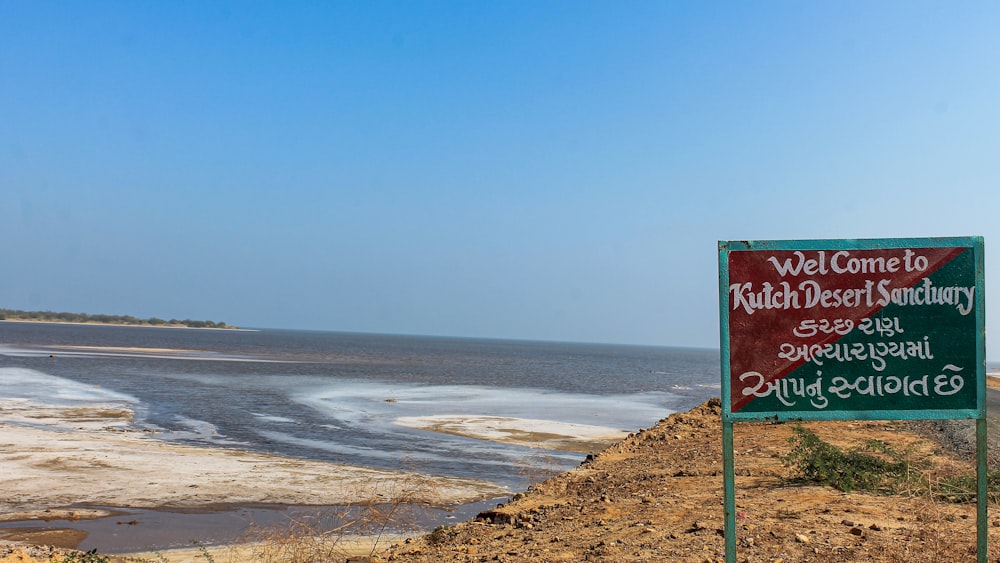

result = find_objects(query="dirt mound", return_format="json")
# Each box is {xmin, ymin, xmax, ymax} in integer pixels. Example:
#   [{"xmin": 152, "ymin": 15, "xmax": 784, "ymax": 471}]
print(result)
[
  {"xmin": 0, "ymin": 543, "xmax": 111, "ymax": 563},
  {"xmin": 382, "ymin": 399, "xmax": 996, "ymax": 562}
]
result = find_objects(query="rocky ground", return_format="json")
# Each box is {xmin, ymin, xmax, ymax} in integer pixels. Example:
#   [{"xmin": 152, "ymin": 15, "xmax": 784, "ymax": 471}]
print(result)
[
  {"xmin": 381, "ymin": 399, "xmax": 997, "ymax": 562},
  {"xmin": 4, "ymin": 398, "xmax": 999, "ymax": 562}
]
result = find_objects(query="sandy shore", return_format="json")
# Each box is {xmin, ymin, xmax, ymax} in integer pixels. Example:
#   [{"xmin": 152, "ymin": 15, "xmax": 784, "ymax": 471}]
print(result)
[
  {"xmin": 0, "ymin": 398, "xmax": 631, "ymax": 560},
  {"xmin": 0, "ymin": 402, "xmax": 507, "ymax": 523},
  {"xmin": 395, "ymin": 415, "xmax": 628, "ymax": 452},
  {"xmin": 0, "ymin": 343, "xmax": 286, "ymax": 362},
  {"xmin": 0, "ymin": 393, "xmax": 624, "ymax": 559}
]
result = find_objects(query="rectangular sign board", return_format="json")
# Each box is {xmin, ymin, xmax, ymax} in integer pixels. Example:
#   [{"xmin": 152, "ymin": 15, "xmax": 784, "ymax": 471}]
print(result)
[{"xmin": 719, "ymin": 237, "xmax": 985, "ymax": 422}]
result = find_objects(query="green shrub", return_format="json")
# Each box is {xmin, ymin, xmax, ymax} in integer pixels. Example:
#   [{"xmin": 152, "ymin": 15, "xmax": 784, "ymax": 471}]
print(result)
[
  {"xmin": 57, "ymin": 549, "xmax": 110, "ymax": 563},
  {"xmin": 783, "ymin": 424, "xmax": 1000, "ymax": 506},
  {"xmin": 783, "ymin": 425, "xmax": 919, "ymax": 494}
]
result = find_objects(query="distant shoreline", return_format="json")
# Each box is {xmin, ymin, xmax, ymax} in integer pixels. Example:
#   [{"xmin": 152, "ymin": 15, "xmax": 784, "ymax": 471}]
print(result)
[{"xmin": 0, "ymin": 319, "xmax": 255, "ymax": 332}]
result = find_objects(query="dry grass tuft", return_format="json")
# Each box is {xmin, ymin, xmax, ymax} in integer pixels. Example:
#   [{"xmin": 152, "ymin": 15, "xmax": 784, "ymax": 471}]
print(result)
[
  {"xmin": 221, "ymin": 474, "xmax": 443, "ymax": 563},
  {"xmin": 871, "ymin": 498, "xmax": 981, "ymax": 562}
]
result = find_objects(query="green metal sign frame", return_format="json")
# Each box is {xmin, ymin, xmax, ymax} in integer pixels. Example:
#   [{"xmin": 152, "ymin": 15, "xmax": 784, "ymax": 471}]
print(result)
[{"xmin": 718, "ymin": 236, "xmax": 986, "ymax": 563}]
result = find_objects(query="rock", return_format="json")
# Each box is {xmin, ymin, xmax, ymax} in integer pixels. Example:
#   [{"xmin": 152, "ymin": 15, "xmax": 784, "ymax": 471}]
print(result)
[{"xmin": 795, "ymin": 533, "xmax": 810, "ymax": 544}]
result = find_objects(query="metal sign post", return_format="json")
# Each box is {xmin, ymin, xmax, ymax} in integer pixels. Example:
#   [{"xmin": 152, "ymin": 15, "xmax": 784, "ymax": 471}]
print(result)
[{"xmin": 718, "ymin": 237, "xmax": 986, "ymax": 563}]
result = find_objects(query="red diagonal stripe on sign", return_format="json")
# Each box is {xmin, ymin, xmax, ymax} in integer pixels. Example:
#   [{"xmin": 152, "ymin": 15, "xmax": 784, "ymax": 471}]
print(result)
[{"xmin": 728, "ymin": 246, "xmax": 965, "ymax": 412}]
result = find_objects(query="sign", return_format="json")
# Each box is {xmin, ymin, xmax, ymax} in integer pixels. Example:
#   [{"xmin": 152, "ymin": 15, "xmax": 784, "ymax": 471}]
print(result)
[
  {"xmin": 718, "ymin": 237, "xmax": 986, "ymax": 563},
  {"xmin": 720, "ymin": 237, "xmax": 984, "ymax": 421}
]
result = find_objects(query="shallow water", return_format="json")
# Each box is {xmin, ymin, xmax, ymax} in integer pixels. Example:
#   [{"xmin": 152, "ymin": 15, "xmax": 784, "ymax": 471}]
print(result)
[
  {"xmin": 0, "ymin": 323, "xmax": 720, "ymax": 488},
  {"xmin": 1, "ymin": 499, "xmax": 507, "ymax": 553}
]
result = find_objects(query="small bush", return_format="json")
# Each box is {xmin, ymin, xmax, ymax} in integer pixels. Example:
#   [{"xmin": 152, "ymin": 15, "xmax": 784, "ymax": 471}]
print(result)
[
  {"xmin": 784, "ymin": 424, "xmax": 1000, "ymax": 505},
  {"xmin": 783, "ymin": 425, "xmax": 920, "ymax": 494},
  {"xmin": 57, "ymin": 549, "xmax": 110, "ymax": 563}
]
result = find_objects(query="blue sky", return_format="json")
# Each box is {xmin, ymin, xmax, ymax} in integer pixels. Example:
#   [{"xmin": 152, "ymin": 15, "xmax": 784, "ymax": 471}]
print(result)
[{"xmin": 2, "ymin": 2, "xmax": 999, "ymax": 352}]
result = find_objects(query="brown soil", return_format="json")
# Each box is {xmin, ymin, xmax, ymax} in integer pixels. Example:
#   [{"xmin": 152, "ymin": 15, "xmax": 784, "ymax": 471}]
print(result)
[{"xmin": 382, "ymin": 399, "xmax": 997, "ymax": 562}]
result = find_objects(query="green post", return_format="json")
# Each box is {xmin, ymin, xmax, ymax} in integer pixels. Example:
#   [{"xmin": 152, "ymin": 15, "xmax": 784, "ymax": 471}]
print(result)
[
  {"xmin": 977, "ymin": 416, "xmax": 988, "ymax": 563},
  {"xmin": 723, "ymin": 419, "xmax": 736, "ymax": 562}
]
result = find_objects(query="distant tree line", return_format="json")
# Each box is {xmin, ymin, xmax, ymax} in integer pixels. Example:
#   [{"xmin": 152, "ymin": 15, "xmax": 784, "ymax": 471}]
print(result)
[{"xmin": 0, "ymin": 308, "xmax": 234, "ymax": 329}]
